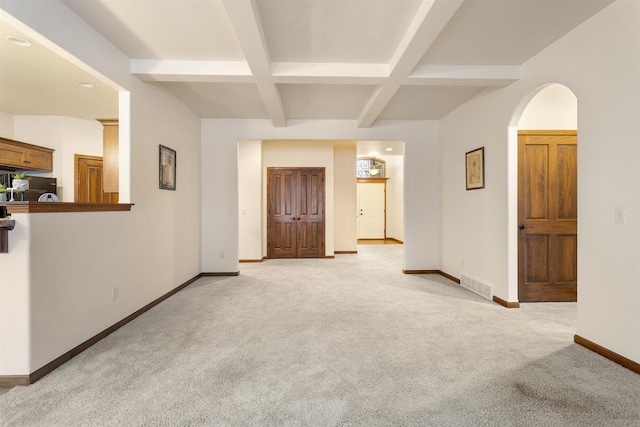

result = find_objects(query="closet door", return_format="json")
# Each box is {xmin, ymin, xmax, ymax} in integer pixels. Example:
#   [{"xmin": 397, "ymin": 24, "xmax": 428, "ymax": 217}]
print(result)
[
  {"xmin": 296, "ymin": 169, "xmax": 324, "ymax": 258},
  {"xmin": 267, "ymin": 168, "xmax": 325, "ymax": 259},
  {"xmin": 268, "ymin": 169, "xmax": 297, "ymax": 258}
]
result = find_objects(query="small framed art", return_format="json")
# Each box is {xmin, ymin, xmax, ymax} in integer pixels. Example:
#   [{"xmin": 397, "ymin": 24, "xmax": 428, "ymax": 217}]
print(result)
[
  {"xmin": 159, "ymin": 145, "xmax": 176, "ymax": 190},
  {"xmin": 465, "ymin": 147, "xmax": 484, "ymax": 190}
]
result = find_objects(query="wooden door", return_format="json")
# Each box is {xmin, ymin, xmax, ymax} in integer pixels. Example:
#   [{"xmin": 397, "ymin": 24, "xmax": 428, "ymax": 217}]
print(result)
[
  {"xmin": 75, "ymin": 154, "xmax": 105, "ymax": 203},
  {"xmin": 268, "ymin": 168, "xmax": 325, "ymax": 259},
  {"xmin": 518, "ymin": 130, "xmax": 577, "ymax": 302},
  {"xmin": 268, "ymin": 169, "xmax": 297, "ymax": 258},
  {"xmin": 357, "ymin": 181, "xmax": 385, "ymax": 239},
  {"xmin": 297, "ymin": 169, "xmax": 324, "ymax": 258}
]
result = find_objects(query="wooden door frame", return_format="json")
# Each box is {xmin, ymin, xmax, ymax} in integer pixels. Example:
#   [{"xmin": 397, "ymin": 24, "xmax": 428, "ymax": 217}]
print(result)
[
  {"xmin": 517, "ymin": 129, "xmax": 577, "ymax": 302},
  {"xmin": 357, "ymin": 177, "xmax": 388, "ymax": 239},
  {"xmin": 266, "ymin": 167, "xmax": 326, "ymax": 259}
]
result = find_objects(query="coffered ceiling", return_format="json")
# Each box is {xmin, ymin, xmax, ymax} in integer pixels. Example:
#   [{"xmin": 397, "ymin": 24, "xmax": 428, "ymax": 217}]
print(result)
[{"xmin": 1, "ymin": 0, "xmax": 614, "ymax": 127}]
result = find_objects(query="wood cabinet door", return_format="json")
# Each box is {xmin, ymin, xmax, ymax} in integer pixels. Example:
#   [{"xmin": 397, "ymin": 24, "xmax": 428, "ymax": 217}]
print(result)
[
  {"xmin": 518, "ymin": 131, "xmax": 577, "ymax": 302},
  {"xmin": 268, "ymin": 168, "xmax": 325, "ymax": 259},
  {"xmin": 0, "ymin": 141, "xmax": 25, "ymax": 168},
  {"xmin": 25, "ymin": 148, "xmax": 53, "ymax": 171},
  {"xmin": 296, "ymin": 169, "xmax": 324, "ymax": 258}
]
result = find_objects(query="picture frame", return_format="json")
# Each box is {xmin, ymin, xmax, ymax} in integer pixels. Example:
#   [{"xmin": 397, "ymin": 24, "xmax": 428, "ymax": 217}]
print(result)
[
  {"xmin": 159, "ymin": 145, "xmax": 176, "ymax": 190},
  {"xmin": 465, "ymin": 147, "xmax": 485, "ymax": 190}
]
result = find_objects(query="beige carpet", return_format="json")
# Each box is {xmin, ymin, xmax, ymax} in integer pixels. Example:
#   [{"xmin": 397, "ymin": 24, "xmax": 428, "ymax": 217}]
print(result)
[{"xmin": 1, "ymin": 245, "xmax": 638, "ymax": 426}]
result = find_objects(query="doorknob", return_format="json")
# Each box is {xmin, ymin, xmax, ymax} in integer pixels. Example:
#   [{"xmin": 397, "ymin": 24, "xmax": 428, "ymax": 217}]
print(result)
[
  {"xmin": 296, "ymin": 217, "xmax": 300, "ymax": 220},
  {"xmin": 291, "ymin": 217, "xmax": 296, "ymax": 220},
  {"xmin": 518, "ymin": 224, "xmax": 534, "ymax": 230}
]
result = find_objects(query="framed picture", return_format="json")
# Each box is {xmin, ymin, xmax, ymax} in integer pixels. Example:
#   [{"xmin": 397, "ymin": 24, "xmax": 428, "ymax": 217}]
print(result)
[
  {"xmin": 465, "ymin": 147, "xmax": 484, "ymax": 190},
  {"xmin": 159, "ymin": 145, "xmax": 176, "ymax": 190}
]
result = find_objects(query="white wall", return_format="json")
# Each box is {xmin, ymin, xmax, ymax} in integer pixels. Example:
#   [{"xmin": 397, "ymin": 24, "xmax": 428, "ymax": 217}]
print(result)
[
  {"xmin": 440, "ymin": 0, "xmax": 640, "ymax": 363},
  {"xmin": 0, "ymin": 1, "xmax": 201, "ymax": 375},
  {"xmin": 0, "ymin": 110, "xmax": 15, "ymax": 138},
  {"xmin": 518, "ymin": 84, "xmax": 578, "ymax": 130},
  {"xmin": 238, "ymin": 140, "xmax": 263, "ymax": 261},
  {"xmin": 13, "ymin": 115, "xmax": 103, "ymax": 201},
  {"xmin": 202, "ymin": 119, "xmax": 440, "ymax": 273},
  {"xmin": 334, "ymin": 142, "xmax": 357, "ymax": 252},
  {"xmin": 379, "ymin": 155, "xmax": 404, "ymax": 242}
]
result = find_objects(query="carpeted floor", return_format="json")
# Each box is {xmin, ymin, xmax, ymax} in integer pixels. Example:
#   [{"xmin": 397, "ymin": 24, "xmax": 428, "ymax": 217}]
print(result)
[{"xmin": 1, "ymin": 245, "xmax": 638, "ymax": 426}]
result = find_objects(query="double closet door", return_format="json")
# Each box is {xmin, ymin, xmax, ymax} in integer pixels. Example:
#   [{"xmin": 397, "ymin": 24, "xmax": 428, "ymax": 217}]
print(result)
[{"xmin": 268, "ymin": 168, "xmax": 325, "ymax": 259}]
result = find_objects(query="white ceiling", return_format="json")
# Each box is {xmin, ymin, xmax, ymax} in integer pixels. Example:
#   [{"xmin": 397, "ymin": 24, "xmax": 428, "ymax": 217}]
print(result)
[{"xmin": 1, "ymin": 0, "xmax": 614, "ymax": 127}]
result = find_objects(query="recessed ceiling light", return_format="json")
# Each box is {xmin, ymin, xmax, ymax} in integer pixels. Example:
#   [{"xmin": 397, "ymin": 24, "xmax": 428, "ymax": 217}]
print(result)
[
  {"xmin": 78, "ymin": 82, "xmax": 94, "ymax": 88},
  {"xmin": 385, "ymin": 148, "xmax": 393, "ymax": 152},
  {"xmin": 5, "ymin": 35, "xmax": 33, "ymax": 47}
]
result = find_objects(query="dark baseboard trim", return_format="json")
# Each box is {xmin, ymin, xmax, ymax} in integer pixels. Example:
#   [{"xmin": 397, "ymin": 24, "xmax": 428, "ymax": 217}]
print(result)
[
  {"xmin": 239, "ymin": 259, "xmax": 263, "ymax": 263},
  {"xmin": 574, "ymin": 335, "xmax": 640, "ymax": 374},
  {"xmin": 201, "ymin": 272, "xmax": 240, "ymax": 276},
  {"xmin": 402, "ymin": 269, "xmax": 439, "ymax": 274},
  {"xmin": 493, "ymin": 295, "xmax": 520, "ymax": 308},
  {"xmin": 438, "ymin": 270, "xmax": 460, "ymax": 284},
  {"xmin": 334, "ymin": 251, "xmax": 357, "ymax": 254},
  {"xmin": 0, "ymin": 376, "xmax": 30, "ymax": 388},
  {"xmin": 324, "ymin": 255, "xmax": 335, "ymax": 259},
  {"xmin": 0, "ymin": 273, "xmax": 205, "ymax": 387},
  {"xmin": 388, "ymin": 238, "xmax": 404, "ymax": 244}
]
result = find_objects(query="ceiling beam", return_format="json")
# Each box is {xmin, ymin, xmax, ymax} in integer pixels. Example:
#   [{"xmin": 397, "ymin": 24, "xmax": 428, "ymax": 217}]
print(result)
[
  {"xmin": 222, "ymin": 0, "xmax": 285, "ymax": 127},
  {"xmin": 408, "ymin": 64, "xmax": 520, "ymax": 86},
  {"xmin": 131, "ymin": 60, "xmax": 253, "ymax": 83},
  {"xmin": 357, "ymin": 0, "xmax": 465, "ymax": 128}
]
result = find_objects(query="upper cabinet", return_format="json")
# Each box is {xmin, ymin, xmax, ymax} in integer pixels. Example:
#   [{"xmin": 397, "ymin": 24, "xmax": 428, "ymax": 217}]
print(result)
[{"xmin": 0, "ymin": 137, "xmax": 54, "ymax": 172}]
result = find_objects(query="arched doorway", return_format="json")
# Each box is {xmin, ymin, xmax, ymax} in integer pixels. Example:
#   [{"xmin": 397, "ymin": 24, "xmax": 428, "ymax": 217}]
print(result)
[{"xmin": 508, "ymin": 84, "xmax": 578, "ymax": 302}]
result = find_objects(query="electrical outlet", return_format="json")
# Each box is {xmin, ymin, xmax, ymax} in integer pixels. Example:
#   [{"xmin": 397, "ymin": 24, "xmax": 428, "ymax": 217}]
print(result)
[
  {"xmin": 112, "ymin": 286, "xmax": 119, "ymax": 300},
  {"xmin": 615, "ymin": 207, "xmax": 626, "ymax": 224}
]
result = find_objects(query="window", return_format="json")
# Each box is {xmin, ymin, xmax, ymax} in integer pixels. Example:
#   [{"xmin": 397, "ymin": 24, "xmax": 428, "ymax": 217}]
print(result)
[{"xmin": 356, "ymin": 158, "xmax": 385, "ymax": 178}]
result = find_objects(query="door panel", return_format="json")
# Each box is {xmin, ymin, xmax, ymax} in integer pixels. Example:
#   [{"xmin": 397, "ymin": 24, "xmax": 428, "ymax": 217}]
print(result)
[
  {"xmin": 268, "ymin": 169, "xmax": 297, "ymax": 258},
  {"xmin": 518, "ymin": 131, "xmax": 577, "ymax": 302},
  {"xmin": 268, "ymin": 168, "xmax": 324, "ymax": 259},
  {"xmin": 297, "ymin": 169, "xmax": 324, "ymax": 258},
  {"xmin": 358, "ymin": 182, "xmax": 385, "ymax": 239}
]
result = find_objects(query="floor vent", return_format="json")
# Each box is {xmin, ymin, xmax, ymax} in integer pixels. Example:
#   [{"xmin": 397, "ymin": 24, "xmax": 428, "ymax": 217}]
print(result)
[{"xmin": 460, "ymin": 273, "xmax": 493, "ymax": 301}]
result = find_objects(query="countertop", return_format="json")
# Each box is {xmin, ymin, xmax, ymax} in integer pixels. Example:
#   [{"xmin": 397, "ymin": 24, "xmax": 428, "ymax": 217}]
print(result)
[{"xmin": 0, "ymin": 218, "xmax": 15, "ymax": 229}]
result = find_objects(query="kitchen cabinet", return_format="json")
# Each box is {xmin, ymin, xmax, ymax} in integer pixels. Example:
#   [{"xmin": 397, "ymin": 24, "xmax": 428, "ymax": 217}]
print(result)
[
  {"xmin": 0, "ymin": 137, "xmax": 54, "ymax": 172},
  {"xmin": 97, "ymin": 119, "xmax": 118, "ymax": 195}
]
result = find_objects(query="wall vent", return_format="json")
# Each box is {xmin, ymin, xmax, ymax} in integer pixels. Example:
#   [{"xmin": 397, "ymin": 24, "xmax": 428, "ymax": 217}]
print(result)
[{"xmin": 460, "ymin": 273, "xmax": 493, "ymax": 301}]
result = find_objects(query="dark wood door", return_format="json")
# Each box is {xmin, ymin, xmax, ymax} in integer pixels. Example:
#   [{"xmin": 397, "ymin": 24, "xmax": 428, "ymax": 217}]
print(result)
[
  {"xmin": 518, "ymin": 131, "xmax": 577, "ymax": 302},
  {"xmin": 296, "ymin": 169, "xmax": 324, "ymax": 257},
  {"xmin": 268, "ymin": 169, "xmax": 297, "ymax": 258},
  {"xmin": 268, "ymin": 168, "xmax": 325, "ymax": 259}
]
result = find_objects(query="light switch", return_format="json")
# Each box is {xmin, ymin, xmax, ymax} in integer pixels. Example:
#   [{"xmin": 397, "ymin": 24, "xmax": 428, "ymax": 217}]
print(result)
[{"xmin": 615, "ymin": 207, "xmax": 626, "ymax": 224}]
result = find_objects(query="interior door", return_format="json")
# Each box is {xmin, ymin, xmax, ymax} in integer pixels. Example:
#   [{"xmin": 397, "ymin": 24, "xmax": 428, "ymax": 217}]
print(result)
[
  {"xmin": 268, "ymin": 169, "xmax": 297, "ymax": 258},
  {"xmin": 75, "ymin": 154, "xmax": 104, "ymax": 203},
  {"xmin": 268, "ymin": 168, "xmax": 325, "ymax": 259},
  {"xmin": 357, "ymin": 182, "xmax": 385, "ymax": 239},
  {"xmin": 518, "ymin": 130, "xmax": 577, "ymax": 302}
]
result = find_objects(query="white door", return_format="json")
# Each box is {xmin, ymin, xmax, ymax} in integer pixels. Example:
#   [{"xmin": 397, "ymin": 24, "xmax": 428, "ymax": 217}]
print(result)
[{"xmin": 357, "ymin": 182, "xmax": 385, "ymax": 238}]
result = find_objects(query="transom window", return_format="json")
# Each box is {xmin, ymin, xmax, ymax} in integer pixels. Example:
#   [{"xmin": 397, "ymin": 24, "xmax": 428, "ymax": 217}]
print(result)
[{"xmin": 356, "ymin": 158, "xmax": 385, "ymax": 178}]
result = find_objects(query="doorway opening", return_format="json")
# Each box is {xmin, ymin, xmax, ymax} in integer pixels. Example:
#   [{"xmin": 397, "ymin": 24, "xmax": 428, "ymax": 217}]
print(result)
[{"xmin": 509, "ymin": 83, "xmax": 578, "ymax": 303}]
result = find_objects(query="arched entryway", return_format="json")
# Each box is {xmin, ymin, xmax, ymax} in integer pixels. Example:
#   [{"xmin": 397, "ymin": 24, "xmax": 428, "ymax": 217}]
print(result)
[{"xmin": 507, "ymin": 83, "xmax": 578, "ymax": 302}]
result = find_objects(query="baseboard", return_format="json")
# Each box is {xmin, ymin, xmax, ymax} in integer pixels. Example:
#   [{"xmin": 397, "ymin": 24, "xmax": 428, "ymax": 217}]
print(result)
[
  {"xmin": 0, "ymin": 273, "xmax": 205, "ymax": 387},
  {"xmin": 239, "ymin": 259, "xmax": 263, "ymax": 263},
  {"xmin": 0, "ymin": 376, "xmax": 29, "ymax": 388},
  {"xmin": 334, "ymin": 251, "xmax": 357, "ymax": 254},
  {"xmin": 574, "ymin": 335, "xmax": 640, "ymax": 374},
  {"xmin": 324, "ymin": 255, "xmax": 335, "ymax": 259},
  {"xmin": 387, "ymin": 238, "xmax": 404, "ymax": 244},
  {"xmin": 201, "ymin": 272, "xmax": 240, "ymax": 276},
  {"xmin": 438, "ymin": 270, "xmax": 461, "ymax": 284},
  {"xmin": 493, "ymin": 295, "xmax": 520, "ymax": 308},
  {"xmin": 402, "ymin": 269, "xmax": 439, "ymax": 274}
]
